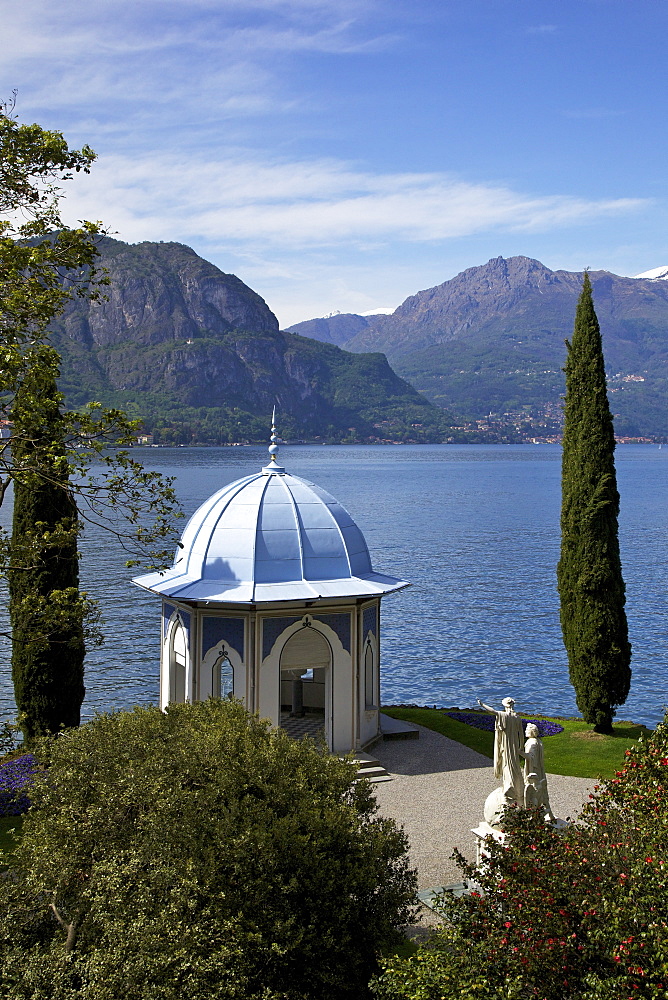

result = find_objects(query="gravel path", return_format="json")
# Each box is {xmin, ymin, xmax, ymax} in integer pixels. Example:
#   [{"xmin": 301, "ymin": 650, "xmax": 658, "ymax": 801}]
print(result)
[{"xmin": 372, "ymin": 724, "xmax": 594, "ymax": 890}]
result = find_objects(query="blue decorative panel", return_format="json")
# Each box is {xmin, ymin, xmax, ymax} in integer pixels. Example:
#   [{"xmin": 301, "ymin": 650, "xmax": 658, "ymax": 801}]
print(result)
[
  {"xmin": 180, "ymin": 610, "xmax": 191, "ymax": 643},
  {"xmin": 363, "ymin": 605, "xmax": 377, "ymax": 640},
  {"xmin": 262, "ymin": 616, "xmax": 301, "ymax": 659},
  {"xmin": 162, "ymin": 602, "xmax": 176, "ymax": 638},
  {"xmin": 163, "ymin": 603, "xmax": 191, "ymax": 643},
  {"xmin": 202, "ymin": 616, "xmax": 246, "ymax": 660},
  {"xmin": 317, "ymin": 613, "xmax": 351, "ymax": 653}
]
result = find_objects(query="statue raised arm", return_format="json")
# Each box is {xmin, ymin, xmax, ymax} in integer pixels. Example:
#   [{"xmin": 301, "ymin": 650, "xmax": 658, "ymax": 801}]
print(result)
[{"xmin": 478, "ymin": 696, "xmax": 525, "ymax": 807}]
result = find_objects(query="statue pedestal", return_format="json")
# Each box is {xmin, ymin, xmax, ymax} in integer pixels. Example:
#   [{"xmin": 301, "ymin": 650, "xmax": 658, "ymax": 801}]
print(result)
[
  {"xmin": 471, "ymin": 822, "xmax": 506, "ymax": 867},
  {"xmin": 473, "ymin": 815, "xmax": 570, "ymax": 868}
]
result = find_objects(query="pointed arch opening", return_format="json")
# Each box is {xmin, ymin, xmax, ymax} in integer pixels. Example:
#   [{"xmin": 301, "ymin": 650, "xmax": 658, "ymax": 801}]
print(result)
[
  {"xmin": 212, "ymin": 650, "xmax": 234, "ymax": 700},
  {"xmin": 168, "ymin": 618, "xmax": 188, "ymax": 703},
  {"xmin": 279, "ymin": 626, "xmax": 332, "ymax": 744},
  {"xmin": 364, "ymin": 639, "xmax": 376, "ymax": 709}
]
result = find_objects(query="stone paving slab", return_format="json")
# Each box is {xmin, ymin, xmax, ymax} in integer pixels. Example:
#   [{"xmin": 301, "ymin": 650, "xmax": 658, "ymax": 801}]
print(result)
[
  {"xmin": 372, "ymin": 723, "xmax": 594, "ymax": 890},
  {"xmin": 380, "ymin": 713, "xmax": 420, "ymax": 739}
]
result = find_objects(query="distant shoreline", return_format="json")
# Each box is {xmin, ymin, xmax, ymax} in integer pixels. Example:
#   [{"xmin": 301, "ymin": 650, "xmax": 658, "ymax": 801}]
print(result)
[{"xmin": 129, "ymin": 437, "xmax": 663, "ymax": 448}]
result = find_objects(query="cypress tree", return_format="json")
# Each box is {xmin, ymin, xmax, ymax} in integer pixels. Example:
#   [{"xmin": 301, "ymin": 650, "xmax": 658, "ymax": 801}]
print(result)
[
  {"xmin": 8, "ymin": 346, "xmax": 86, "ymax": 739},
  {"xmin": 557, "ymin": 273, "xmax": 631, "ymax": 734}
]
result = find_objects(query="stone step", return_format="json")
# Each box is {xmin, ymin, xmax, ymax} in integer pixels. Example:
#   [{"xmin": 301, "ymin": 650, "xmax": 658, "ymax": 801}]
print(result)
[
  {"xmin": 360, "ymin": 770, "xmax": 393, "ymax": 783},
  {"xmin": 351, "ymin": 753, "xmax": 392, "ymax": 783},
  {"xmin": 357, "ymin": 765, "xmax": 392, "ymax": 781}
]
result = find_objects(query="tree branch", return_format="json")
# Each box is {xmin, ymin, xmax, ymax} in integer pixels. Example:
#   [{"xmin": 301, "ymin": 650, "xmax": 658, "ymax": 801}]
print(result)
[{"xmin": 49, "ymin": 901, "xmax": 78, "ymax": 954}]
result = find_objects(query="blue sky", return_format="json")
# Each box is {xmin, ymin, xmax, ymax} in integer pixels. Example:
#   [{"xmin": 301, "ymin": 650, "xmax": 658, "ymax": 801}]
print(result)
[{"xmin": 3, "ymin": 0, "xmax": 668, "ymax": 326}]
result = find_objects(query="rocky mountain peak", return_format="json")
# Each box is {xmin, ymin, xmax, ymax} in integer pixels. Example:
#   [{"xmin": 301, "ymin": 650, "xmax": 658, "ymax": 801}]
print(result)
[
  {"xmin": 47, "ymin": 236, "xmax": 446, "ymax": 444},
  {"xmin": 287, "ymin": 254, "xmax": 668, "ymax": 437},
  {"xmin": 64, "ymin": 237, "xmax": 279, "ymax": 349}
]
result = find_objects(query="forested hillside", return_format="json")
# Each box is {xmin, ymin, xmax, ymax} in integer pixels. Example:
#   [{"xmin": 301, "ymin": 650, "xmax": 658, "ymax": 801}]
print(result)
[{"xmin": 49, "ymin": 238, "xmax": 456, "ymax": 444}]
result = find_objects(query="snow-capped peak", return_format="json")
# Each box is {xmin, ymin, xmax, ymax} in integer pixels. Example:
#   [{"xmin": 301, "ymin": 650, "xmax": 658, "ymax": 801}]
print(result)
[
  {"xmin": 633, "ymin": 265, "xmax": 668, "ymax": 280},
  {"xmin": 360, "ymin": 307, "xmax": 395, "ymax": 316}
]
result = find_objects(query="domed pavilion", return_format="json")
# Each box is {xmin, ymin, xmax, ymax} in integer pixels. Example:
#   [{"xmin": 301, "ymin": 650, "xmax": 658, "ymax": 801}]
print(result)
[{"xmin": 133, "ymin": 421, "xmax": 409, "ymax": 753}]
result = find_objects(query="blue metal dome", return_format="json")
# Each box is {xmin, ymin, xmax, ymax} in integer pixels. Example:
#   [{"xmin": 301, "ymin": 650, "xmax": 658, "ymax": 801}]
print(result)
[{"xmin": 133, "ymin": 455, "xmax": 408, "ymax": 604}]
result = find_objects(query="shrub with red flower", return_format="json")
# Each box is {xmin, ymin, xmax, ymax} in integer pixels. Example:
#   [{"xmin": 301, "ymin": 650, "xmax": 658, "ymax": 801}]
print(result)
[{"xmin": 374, "ymin": 718, "xmax": 668, "ymax": 1000}]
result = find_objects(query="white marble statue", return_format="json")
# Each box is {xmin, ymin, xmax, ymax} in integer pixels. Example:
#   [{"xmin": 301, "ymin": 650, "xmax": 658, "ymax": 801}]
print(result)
[
  {"xmin": 523, "ymin": 723, "xmax": 554, "ymax": 822},
  {"xmin": 474, "ymin": 703, "xmax": 566, "ymax": 858},
  {"xmin": 478, "ymin": 696, "xmax": 525, "ymax": 807}
]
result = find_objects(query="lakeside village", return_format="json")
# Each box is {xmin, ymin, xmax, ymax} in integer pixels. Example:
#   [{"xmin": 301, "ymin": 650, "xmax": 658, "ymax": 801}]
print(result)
[
  {"xmin": 130, "ymin": 427, "xmax": 659, "ymax": 446},
  {"xmin": 134, "ymin": 404, "xmax": 658, "ymax": 447},
  {"xmin": 2, "ymin": 367, "xmax": 662, "ymax": 448},
  {"xmin": 126, "ymin": 370, "xmax": 663, "ymax": 446},
  {"xmin": 0, "ymin": 417, "xmax": 658, "ymax": 447},
  {"xmin": 122, "ymin": 376, "xmax": 668, "ymax": 447}
]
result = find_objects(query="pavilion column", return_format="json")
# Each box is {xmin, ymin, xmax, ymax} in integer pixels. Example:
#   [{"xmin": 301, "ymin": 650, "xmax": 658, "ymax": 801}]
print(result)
[{"xmin": 290, "ymin": 677, "xmax": 304, "ymax": 717}]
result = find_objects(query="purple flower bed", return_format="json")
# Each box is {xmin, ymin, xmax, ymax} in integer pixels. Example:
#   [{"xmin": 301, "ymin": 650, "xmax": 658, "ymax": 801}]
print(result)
[
  {"xmin": 444, "ymin": 713, "xmax": 564, "ymax": 737},
  {"xmin": 0, "ymin": 754, "xmax": 37, "ymax": 817}
]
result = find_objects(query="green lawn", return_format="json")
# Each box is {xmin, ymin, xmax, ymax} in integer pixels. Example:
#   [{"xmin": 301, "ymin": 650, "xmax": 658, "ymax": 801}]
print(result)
[{"xmin": 381, "ymin": 706, "xmax": 652, "ymax": 780}]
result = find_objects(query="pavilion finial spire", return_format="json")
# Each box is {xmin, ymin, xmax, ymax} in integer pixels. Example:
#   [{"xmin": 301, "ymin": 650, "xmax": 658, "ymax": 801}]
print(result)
[
  {"xmin": 262, "ymin": 407, "xmax": 285, "ymax": 474},
  {"xmin": 269, "ymin": 407, "xmax": 278, "ymax": 463}
]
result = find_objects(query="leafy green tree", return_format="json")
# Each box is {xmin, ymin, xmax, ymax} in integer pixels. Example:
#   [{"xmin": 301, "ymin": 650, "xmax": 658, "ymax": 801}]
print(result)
[
  {"xmin": 0, "ymin": 96, "xmax": 181, "ymax": 736},
  {"xmin": 374, "ymin": 719, "xmax": 668, "ymax": 1000},
  {"xmin": 556, "ymin": 272, "xmax": 631, "ymax": 734},
  {"xmin": 0, "ymin": 699, "xmax": 417, "ymax": 999}
]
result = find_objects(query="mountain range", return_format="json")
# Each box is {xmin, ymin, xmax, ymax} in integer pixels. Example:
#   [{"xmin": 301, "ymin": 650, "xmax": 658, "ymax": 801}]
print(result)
[
  {"xmin": 49, "ymin": 241, "xmax": 668, "ymax": 443},
  {"xmin": 49, "ymin": 237, "xmax": 454, "ymax": 444},
  {"xmin": 288, "ymin": 256, "xmax": 668, "ymax": 438}
]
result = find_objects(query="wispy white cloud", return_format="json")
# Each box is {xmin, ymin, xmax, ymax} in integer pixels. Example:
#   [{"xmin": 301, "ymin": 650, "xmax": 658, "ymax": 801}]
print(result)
[
  {"xmin": 216, "ymin": 21, "xmax": 398, "ymax": 54},
  {"xmin": 58, "ymin": 149, "xmax": 649, "ymax": 326},
  {"xmin": 62, "ymin": 151, "xmax": 648, "ymax": 250},
  {"xmin": 526, "ymin": 24, "xmax": 558, "ymax": 35},
  {"xmin": 1, "ymin": 0, "xmax": 390, "ymax": 115},
  {"xmin": 3, "ymin": 0, "xmax": 660, "ymax": 328}
]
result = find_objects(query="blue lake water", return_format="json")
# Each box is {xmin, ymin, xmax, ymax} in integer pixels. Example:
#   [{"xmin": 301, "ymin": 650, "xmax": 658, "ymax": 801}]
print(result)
[{"xmin": 1, "ymin": 444, "xmax": 667, "ymax": 728}]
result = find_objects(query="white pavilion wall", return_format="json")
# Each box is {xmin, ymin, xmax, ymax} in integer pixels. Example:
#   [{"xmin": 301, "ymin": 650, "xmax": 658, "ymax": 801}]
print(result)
[
  {"xmin": 158, "ymin": 600, "xmax": 383, "ymax": 755},
  {"xmin": 358, "ymin": 602, "xmax": 380, "ymax": 748},
  {"xmin": 160, "ymin": 603, "xmax": 193, "ymax": 710},
  {"xmin": 161, "ymin": 602, "xmax": 249, "ymax": 708}
]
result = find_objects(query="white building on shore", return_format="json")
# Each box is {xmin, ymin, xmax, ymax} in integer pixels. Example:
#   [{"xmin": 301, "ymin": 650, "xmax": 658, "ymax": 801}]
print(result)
[{"xmin": 133, "ymin": 420, "xmax": 408, "ymax": 753}]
